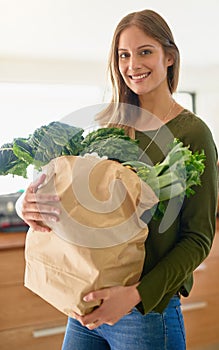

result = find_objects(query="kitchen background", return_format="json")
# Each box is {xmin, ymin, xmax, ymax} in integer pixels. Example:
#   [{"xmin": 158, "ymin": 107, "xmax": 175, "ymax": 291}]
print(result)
[
  {"xmin": 0, "ymin": 1, "xmax": 219, "ymax": 349},
  {"xmin": 0, "ymin": 0, "xmax": 218, "ymax": 194}
]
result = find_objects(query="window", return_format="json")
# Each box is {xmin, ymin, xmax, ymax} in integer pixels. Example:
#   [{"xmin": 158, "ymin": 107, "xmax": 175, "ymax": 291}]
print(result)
[
  {"xmin": 174, "ymin": 91, "xmax": 196, "ymax": 113},
  {"xmin": 0, "ymin": 83, "xmax": 102, "ymax": 194}
]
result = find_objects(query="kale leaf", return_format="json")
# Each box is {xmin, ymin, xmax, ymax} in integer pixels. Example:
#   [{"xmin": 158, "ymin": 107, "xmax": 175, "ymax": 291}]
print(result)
[
  {"xmin": 80, "ymin": 127, "xmax": 140, "ymax": 162},
  {"xmin": 0, "ymin": 122, "xmax": 84, "ymax": 177}
]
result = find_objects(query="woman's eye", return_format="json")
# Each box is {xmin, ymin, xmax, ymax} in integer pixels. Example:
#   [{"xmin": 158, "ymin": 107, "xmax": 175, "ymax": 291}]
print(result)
[
  {"xmin": 119, "ymin": 52, "xmax": 129, "ymax": 59},
  {"xmin": 140, "ymin": 49, "xmax": 152, "ymax": 56}
]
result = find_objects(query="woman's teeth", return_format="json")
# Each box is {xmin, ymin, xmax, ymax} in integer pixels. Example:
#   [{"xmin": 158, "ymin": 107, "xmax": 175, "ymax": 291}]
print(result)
[{"xmin": 131, "ymin": 73, "xmax": 149, "ymax": 80}]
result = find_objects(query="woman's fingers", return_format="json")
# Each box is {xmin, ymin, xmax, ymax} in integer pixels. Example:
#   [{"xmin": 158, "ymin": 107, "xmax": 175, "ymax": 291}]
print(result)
[
  {"xmin": 22, "ymin": 209, "xmax": 59, "ymax": 222},
  {"xmin": 25, "ymin": 219, "xmax": 52, "ymax": 232},
  {"xmin": 22, "ymin": 201, "xmax": 60, "ymax": 214},
  {"xmin": 73, "ymin": 284, "xmax": 141, "ymax": 329},
  {"xmin": 21, "ymin": 200, "xmax": 60, "ymax": 228},
  {"xmin": 26, "ymin": 174, "xmax": 59, "ymax": 203},
  {"xmin": 22, "ymin": 192, "xmax": 60, "ymax": 208},
  {"xmin": 35, "ymin": 193, "xmax": 60, "ymax": 203},
  {"xmin": 20, "ymin": 173, "xmax": 61, "ymax": 231},
  {"xmin": 28, "ymin": 173, "xmax": 46, "ymax": 194}
]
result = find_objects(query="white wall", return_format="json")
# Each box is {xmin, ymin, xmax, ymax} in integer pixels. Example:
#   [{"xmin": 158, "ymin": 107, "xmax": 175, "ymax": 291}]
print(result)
[
  {"xmin": 0, "ymin": 58, "xmax": 218, "ymax": 194},
  {"xmin": 179, "ymin": 64, "xmax": 219, "ymax": 149},
  {"xmin": 1, "ymin": 57, "xmax": 218, "ymax": 145}
]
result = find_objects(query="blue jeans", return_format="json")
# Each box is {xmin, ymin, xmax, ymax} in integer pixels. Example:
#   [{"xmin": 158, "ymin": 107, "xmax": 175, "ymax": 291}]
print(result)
[{"xmin": 61, "ymin": 295, "xmax": 186, "ymax": 350}]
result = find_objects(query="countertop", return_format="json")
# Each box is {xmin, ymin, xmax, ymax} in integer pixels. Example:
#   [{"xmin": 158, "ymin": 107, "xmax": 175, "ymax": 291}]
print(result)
[{"xmin": 0, "ymin": 219, "xmax": 218, "ymax": 251}]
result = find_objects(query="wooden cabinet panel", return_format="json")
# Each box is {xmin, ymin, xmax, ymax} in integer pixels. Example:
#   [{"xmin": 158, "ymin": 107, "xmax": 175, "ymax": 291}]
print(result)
[
  {"xmin": 189, "ymin": 258, "xmax": 219, "ymax": 299},
  {"xmin": 182, "ymin": 294, "xmax": 219, "ymax": 349},
  {"xmin": 0, "ymin": 233, "xmax": 67, "ymax": 349},
  {"xmin": 0, "ymin": 284, "xmax": 67, "ymax": 331},
  {"xmin": 0, "ymin": 321, "xmax": 66, "ymax": 350},
  {"xmin": 181, "ymin": 228, "xmax": 219, "ymax": 349},
  {"xmin": 1, "ymin": 226, "xmax": 218, "ymax": 349},
  {"xmin": 0, "ymin": 248, "xmax": 25, "ymax": 285}
]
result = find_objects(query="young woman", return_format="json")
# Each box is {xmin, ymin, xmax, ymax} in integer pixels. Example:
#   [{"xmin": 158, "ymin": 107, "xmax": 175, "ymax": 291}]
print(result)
[{"xmin": 18, "ymin": 9, "xmax": 218, "ymax": 350}]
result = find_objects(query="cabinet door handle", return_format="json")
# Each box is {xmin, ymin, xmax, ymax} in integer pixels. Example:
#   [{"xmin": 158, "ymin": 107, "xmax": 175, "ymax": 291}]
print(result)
[
  {"xmin": 182, "ymin": 301, "xmax": 207, "ymax": 312},
  {"xmin": 32, "ymin": 325, "xmax": 66, "ymax": 338}
]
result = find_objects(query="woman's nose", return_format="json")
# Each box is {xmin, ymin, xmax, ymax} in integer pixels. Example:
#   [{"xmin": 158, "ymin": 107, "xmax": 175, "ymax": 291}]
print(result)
[{"xmin": 128, "ymin": 55, "xmax": 142, "ymax": 71}]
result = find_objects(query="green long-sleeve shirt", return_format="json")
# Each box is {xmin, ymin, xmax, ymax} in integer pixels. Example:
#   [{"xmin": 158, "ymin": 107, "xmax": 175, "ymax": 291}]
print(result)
[{"xmin": 135, "ymin": 109, "xmax": 218, "ymax": 314}]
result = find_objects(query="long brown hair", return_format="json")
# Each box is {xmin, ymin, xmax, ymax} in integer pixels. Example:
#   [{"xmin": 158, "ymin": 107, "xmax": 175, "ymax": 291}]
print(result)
[{"xmin": 96, "ymin": 9, "xmax": 180, "ymax": 136}]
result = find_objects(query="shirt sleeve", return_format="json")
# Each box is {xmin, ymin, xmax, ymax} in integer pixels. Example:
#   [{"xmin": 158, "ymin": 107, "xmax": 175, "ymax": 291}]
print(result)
[
  {"xmin": 136, "ymin": 118, "xmax": 218, "ymax": 314},
  {"xmin": 15, "ymin": 191, "xmax": 25, "ymax": 220}
]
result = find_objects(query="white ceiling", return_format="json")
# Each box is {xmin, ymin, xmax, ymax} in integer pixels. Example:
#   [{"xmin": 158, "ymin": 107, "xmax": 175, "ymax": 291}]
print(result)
[{"xmin": 0, "ymin": 0, "xmax": 218, "ymax": 67}]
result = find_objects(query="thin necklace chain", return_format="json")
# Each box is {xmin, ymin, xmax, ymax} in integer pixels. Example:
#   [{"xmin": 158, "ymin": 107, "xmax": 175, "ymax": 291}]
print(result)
[{"xmin": 138, "ymin": 100, "xmax": 176, "ymax": 160}]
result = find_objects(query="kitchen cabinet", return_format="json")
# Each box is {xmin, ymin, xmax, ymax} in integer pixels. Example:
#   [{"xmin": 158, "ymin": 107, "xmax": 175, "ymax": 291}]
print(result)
[
  {"xmin": 1, "ymin": 222, "xmax": 219, "ymax": 350},
  {"xmin": 181, "ymin": 220, "xmax": 219, "ymax": 349},
  {"xmin": 0, "ymin": 232, "xmax": 67, "ymax": 350}
]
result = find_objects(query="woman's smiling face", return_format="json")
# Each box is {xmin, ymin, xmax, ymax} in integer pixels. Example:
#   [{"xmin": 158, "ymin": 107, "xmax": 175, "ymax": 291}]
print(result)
[{"xmin": 118, "ymin": 25, "xmax": 173, "ymax": 96}]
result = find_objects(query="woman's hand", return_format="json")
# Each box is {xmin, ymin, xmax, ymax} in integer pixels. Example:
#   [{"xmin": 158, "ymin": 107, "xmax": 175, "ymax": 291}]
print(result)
[
  {"xmin": 18, "ymin": 173, "xmax": 60, "ymax": 232},
  {"xmin": 72, "ymin": 283, "xmax": 141, "ymax": 329}
]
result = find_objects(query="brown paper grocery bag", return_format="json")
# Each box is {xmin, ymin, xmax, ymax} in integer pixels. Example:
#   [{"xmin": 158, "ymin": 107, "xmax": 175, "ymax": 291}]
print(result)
[{"xmin": 24, "ymin": 155, "xmax": 158, "ymax": 316}]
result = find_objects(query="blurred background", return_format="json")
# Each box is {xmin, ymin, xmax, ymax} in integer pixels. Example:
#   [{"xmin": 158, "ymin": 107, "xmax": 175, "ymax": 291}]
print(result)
[
  {"xmin": 0, "ymin": 0, "xmax": 218, "ymax": 194},
  {"xmin": 0, "ymin": 2, "xmax": 219, "ymax": 349}
]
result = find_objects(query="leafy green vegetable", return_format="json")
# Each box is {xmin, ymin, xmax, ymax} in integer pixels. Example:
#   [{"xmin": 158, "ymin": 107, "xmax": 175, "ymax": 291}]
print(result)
[
  {"xmin": 0, "ymin": 124, "xmax": 139, "ymax": 176},
  {"xmin": 80, "ymin": 127, "xmax": 140, "ymax": 162},
  {"xmin": 13, "ymin": 138, "xmax": 34, "ymax": 165},
  {"xmin": 30, "ymin": 121, "xmax": 84, "ymax": 167},
  {"xmin": 0, "ymin": 143, "xmax": 28, "ymax": 177},
  {"xmin": 0, "ymin": 121, "xmax": 84, "ymax": 177},
  {"xmin": 81, "ymin": 127, "xmax": 131, "ymax": 147},
  {"xmin": 0, "ymin": 122, "xmax": 206, "ymax": 221},
  {"xmin": 123, "ymin": 138, "xmax": 206, "ymax": 216}
]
